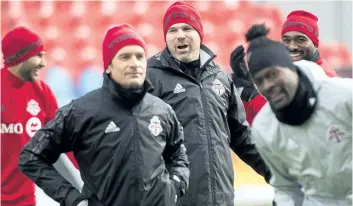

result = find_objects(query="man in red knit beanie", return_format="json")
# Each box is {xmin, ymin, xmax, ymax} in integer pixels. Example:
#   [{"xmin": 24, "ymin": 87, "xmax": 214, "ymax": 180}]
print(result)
[
  {"xmin": 229, "ymin": 11, "xmax": 338, "ymax": 126},
  {"xmin": 19, "ymin": 24, "xmax": 190, "ymax": 206},
  {"xmin": 147, "ymin": 1, "xmax": 271, "ymax": 206},
  {"xmin": 281, "ymin": 10, "xmax": 337, "ymax": 77},
  {"xmin": 1, "ymin": 26, "xmax": 82, "ymax": 206}
]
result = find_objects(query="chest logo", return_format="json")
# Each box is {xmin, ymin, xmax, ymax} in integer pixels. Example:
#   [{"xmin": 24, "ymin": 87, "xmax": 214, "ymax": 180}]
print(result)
[
  {"xmin": 26, "ymin": 117, "xmax": 42, "ymax": 138},
  {"xmin": 26, "ymin": 99, "xmax": 41, "ymax": 116},
  {"xmin": 327, "ymin": 124, "xmax": 345, "ymax": 143},
  {"xmin": 105, "ymin": 121, "xmax": 120, "ymax": 134},
  {"xmin": 148, "ymin": 116, "xmax": 163, "ymax": 137},
  {"xmin": 212, "ymin": 79, "xmax": 225, "ymax": 96},
  {"xmin": 173, "ymin": 83, "xmax": 186, "ymax": 94}
]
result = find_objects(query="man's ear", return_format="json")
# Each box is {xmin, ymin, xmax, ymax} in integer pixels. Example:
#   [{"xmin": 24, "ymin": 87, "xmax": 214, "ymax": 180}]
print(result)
[{"xmin": 106, "ymin": 63, "xmax": 112, "ymax": 74}]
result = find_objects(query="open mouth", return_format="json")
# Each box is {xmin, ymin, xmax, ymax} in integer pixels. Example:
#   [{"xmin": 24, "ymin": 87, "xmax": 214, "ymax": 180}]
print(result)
[
  {"xmin": 290, "ymin": 51, "xmax": 303, "ymax": 59},
  {"xmin": 177, "ymin": 45, "xmax": 189, "ymax": 50}
]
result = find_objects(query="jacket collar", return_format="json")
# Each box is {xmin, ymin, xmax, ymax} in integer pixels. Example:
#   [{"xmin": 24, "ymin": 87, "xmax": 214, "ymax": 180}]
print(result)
[
  {"xmin": 310, "ymin": 50, "xmax": 322, "ymax": 64},
  {"xmin": 102, "ymin": 72, "xmax": 153, "ymax": 107},
  {"xmin": 272, "ymin": 66, "xmax": 317, "ymax": 126},
  {"xmin": 158, "ymin": 44, "xmax": 217, "ymax": 72}
]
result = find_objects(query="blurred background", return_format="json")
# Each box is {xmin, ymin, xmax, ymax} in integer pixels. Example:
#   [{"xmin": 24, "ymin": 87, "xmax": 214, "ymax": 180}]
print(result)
[{"xmin": 1, "ymin": 1, "xmax": 352, "ymax": 205}]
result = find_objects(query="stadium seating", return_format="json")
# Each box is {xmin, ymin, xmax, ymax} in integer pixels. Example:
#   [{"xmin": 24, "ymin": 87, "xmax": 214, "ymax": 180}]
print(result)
[{"xmin": 2, "ymin": 1, "xmax": 351, "ymax": 79}]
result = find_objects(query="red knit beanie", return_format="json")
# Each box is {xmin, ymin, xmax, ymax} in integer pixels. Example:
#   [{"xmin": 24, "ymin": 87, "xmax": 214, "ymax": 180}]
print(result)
[
  {"xmin": 163, "ymin": 1, "xmax": 203, "ymax": 41},
  {"xmin": 281, "ymin": 10, "xmax": 319, "ymax": 46},
  {"xmin": 2, "ymin": 27, "xmax": 45, "ymax": 67},
  {"xmin": 102, "ymin": 24, "xmax": 146, "ymax": 70}
]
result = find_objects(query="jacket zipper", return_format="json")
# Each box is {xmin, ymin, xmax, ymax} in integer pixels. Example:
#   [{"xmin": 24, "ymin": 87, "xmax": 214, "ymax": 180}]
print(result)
[
  {"xmin": 199, "ymin": 83, "xmax": 215, "ymax": 205},
  {"xmin": 132, "ymin": 112, "xmax": 141, "ymax": 204},
  {"xmin": 165, "ymin": 67, "xmax": 217, "ymax": 204}
]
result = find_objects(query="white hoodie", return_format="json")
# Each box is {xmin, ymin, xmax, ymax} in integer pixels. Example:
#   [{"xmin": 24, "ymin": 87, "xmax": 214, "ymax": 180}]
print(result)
[{"xmin": 252, "ymin": 60, "xmax": 352, "ymax": 206}]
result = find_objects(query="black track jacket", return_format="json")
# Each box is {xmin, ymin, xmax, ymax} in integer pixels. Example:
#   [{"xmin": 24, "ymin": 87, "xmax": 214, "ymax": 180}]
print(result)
[
  {"xmin": 18, "ymin": 74, "xmax": 190, "ymax": 206},
  {"xmin": 147, "ymin": 45, "xmax": 269, "ymax": 206}
]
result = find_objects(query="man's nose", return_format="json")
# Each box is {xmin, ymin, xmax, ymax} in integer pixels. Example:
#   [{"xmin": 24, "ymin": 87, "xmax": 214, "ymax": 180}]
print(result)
[
  {"xmin": 40, "ymin": 57, "xmax": 46, "ymax": 68},
  {"xmin": 262, "ymin": 79, "xmax": 275, "ymax": 94},
  {"xmin": 176, "ymin": 29, "xmax": 186, "ymax": 40},
  {"xmin": 287, "ymin": 41, "xmax": 298, "ymax": 50},
  {"xmin": 129, "ymin": 56, "xmax": 140, "ymax": 68}
]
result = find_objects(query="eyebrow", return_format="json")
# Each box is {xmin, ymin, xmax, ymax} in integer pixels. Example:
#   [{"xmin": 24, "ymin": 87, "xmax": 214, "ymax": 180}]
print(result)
[
  {"xmin": 283, "ymin": 35, "xmax": 307, "ymax": 39},
  {"xmin": 118, "ymin": 52, "xmax": 144, "ymax": 57},
  {"xmin": 168, "ymin": 27, "xmax": 178, "ymax": 30},
  {"xmin": 169, "ymin": 25, "xmax": 192, "ymax": 30}
]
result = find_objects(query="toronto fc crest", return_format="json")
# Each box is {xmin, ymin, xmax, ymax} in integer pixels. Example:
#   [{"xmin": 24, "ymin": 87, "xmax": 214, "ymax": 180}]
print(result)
[
  {"xmin": 212, "ymin": 79, "xmax": 225, "ymax": 96},
  {"xmin": 26, "ymin": 99, "xmax": 41, "ymax": 116},
  {"xmin": 148, "ymin": 116, "xmax": 163, "ymax": 136},
  {"xmin": 327, "ymin": 124, "xmax": 345, "ymax": 143}
]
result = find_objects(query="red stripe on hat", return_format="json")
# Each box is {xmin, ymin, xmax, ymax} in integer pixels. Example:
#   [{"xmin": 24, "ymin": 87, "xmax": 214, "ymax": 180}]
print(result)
[
  {"xmin": 2, "ymin": 27, "xmax": 45, "ymax": 67},
  {"xmin": 102, "ymin": 24, "xmax": 146, "ymax": 70},
  {"xmin": 281, "ymin": 10, "xmax": 319, "ymax": 46},
  {"xmin": 163, "ymin": 1, "xmax": 203, "ymax": 41}
]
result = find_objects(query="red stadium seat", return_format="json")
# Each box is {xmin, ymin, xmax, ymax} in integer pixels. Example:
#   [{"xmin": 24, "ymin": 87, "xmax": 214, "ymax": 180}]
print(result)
[
  {"xmin": 320, "ymin": 43, "xmax": 352, "ymax": 69},
  {"xmin": 1, "ymin": 1, "xmax": 351, "ymax": 79}
]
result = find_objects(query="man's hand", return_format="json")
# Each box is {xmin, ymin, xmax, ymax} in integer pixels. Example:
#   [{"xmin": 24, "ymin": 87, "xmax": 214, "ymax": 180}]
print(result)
[
  {"xmin": 230, "ymin": 45, "xmax": 251, "ymax": 80},
  {"xmin": 230, "ymin": 45, "xmax": 259, "ymax": 101}
]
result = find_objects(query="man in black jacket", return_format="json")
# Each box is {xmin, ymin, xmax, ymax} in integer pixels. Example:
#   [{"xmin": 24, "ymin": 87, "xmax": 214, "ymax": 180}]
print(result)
[
  {"xmin": 147, "ymin": 1, "xmax": 270, "ymax": 206},
  {"xmin": 18, "ymin": 24, "xmax": 190, "ymax": 206}
]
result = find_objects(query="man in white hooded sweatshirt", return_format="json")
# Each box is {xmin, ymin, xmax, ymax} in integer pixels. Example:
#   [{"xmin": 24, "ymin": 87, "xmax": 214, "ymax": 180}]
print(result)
[{"xmin": 245, "ymin": 36, "xmax": 352, "ymax": 206}]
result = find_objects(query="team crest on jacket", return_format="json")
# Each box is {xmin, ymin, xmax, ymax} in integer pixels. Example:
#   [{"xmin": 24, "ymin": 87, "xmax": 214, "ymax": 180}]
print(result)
[
  {"xmin": 148, "ymin": 116, "xmax": 163, "ymax": 136},
  {"xmin": 327, "ymin": 124, "xmax": 345, "ymax": 142},
  {"xmin": 26, "ymin": 99, "xmax": 41, "ymax": 116},
  {"xmin": 212, "ymin": 79, "xmax": 225, "ymax": 96}
]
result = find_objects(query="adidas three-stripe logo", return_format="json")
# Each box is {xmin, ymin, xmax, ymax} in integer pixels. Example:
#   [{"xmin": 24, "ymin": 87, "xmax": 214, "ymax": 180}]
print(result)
[
  {"xmin": 105, "ymin": 121, "xmax": 120, "ymax": 134},
  {"xmin": 173, "ymin": 83, "xmax": 185, "ymax": 93}
]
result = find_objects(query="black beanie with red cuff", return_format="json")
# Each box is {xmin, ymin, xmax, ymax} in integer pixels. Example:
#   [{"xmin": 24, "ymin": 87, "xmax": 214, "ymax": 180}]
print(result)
[{"xmin": 247, "ymin": 37, "xmax": 295, "ymax": 76}]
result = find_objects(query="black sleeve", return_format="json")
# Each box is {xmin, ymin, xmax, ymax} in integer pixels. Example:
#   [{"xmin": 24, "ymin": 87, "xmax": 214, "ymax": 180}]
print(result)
[
  {"xmin": 18, "ymin": 102, "xmax": 84, "ymax": 206},
  {"xmin": 163, "ymin": 106, "xmax": 190, "ymax": 197},
  {"xmin": 227, "ymin": 82, "xmax": 270, "ymax": 180}
]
